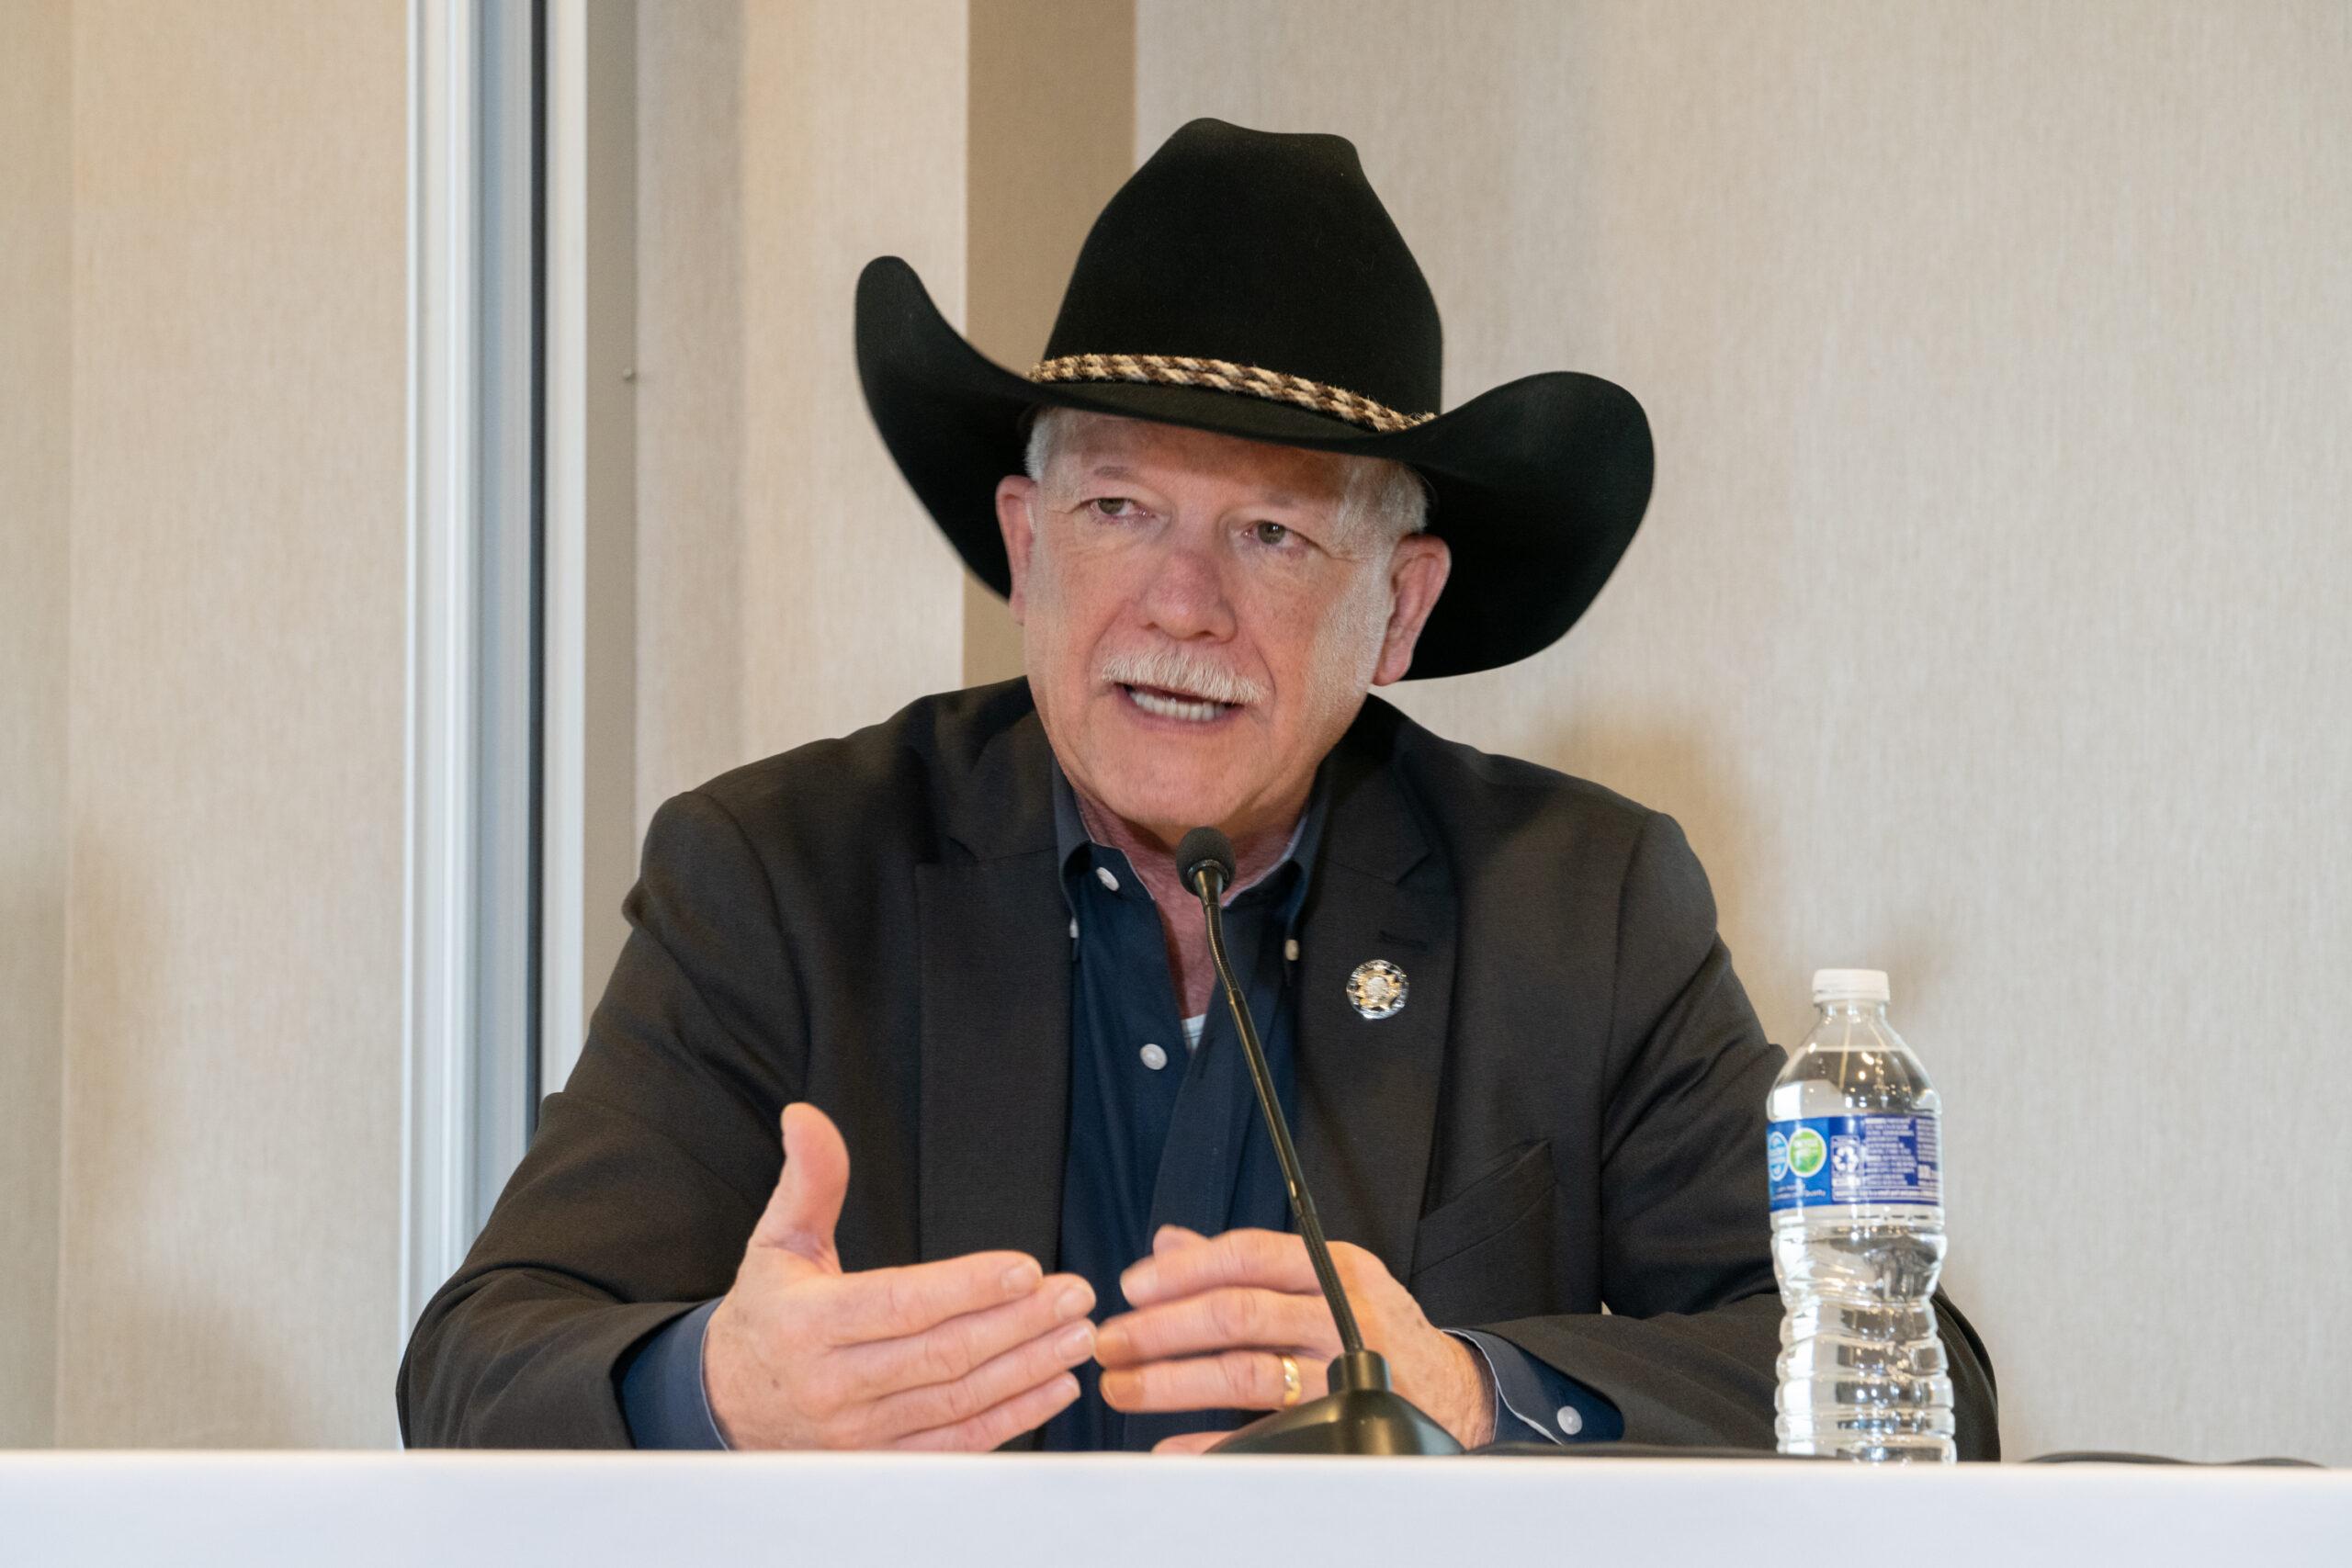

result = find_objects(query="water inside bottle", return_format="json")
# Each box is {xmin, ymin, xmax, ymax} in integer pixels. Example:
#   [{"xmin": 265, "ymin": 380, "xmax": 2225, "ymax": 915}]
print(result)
[{"xmin": 1769, "ymin": 1009, "xmax": 1956, "ymax": 1462}]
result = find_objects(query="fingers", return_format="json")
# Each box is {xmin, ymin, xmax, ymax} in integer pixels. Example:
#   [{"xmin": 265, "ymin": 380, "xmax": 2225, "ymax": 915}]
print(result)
[
  {"xmin": 866, "ymin": 1312, "xmax": 1096, "ymax": 1438},
  {"xmin": 1095, "ymin": 1284, "xmax": 1331, "ymax": 1371},
  {"xmin": 1151, "ymin": 1224, "xmax": 1211, "ymax": 1256},
  {"xmin": 889, "ymin": 1370, "xmax": 1082, "ymax": 1452},
  {"xmin": 841, "ymin": 1271, "xmax": 1093, "ymax": 1388},
  {"xmin": 750, "ymin": 1103, "xmax": 852, "ymax": 1267},
  {"xmin": 1103, "ymin": 1346, "xmax": 1325, "ymax": 1415},
  {"xmin": 1120, "ymin": 1227, "xmax": 1322, "ymax": 1307},
  {"xmin": 718, "ymin": 1112, "xmax": 1099, "ymax": 1453},
  {"xmin": 810, "ymin": 1250, "xmax": 1053, "ymax": 1346},
  {"xmin": 1099, "ymin": 1229, "xmax": 1402, "ymax": 1420},
  {"xmin": 1113, "ymin": 1231, "xmax": 1484, "ymax": 1446},
  {"xmin": 707, "ymin": 1251, "xmax": 1083, "ymax": 1450}
]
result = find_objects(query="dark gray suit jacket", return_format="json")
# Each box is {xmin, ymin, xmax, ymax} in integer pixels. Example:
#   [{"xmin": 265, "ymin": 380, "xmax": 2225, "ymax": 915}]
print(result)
[{"xmin": 398, "ymin": 682, "xmax": 1997, "ymax": 1454}]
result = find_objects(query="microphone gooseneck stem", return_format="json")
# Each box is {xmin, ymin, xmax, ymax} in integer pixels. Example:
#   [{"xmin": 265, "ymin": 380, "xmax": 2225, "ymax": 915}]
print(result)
[{"xmin": 1193, "ymin": 872, "xmax": 1366, "ymax": 1359}]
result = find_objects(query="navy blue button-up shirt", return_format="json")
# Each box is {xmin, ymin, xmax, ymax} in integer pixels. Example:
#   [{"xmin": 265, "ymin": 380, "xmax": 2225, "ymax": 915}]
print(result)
[
  {"xmin": 1040, "ymin": 763, "xmax": 1318, "ymax": 1450},
  {"xmin": 616, "ymin": 762, "xmax": 1621, "ymax": 1451}
]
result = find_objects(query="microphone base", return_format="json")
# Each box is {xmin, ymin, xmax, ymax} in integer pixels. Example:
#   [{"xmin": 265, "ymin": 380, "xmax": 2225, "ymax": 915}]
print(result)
[{"xmin": 1208, "ymin": 1350, "xmax": 1464, "ymax": 1457}]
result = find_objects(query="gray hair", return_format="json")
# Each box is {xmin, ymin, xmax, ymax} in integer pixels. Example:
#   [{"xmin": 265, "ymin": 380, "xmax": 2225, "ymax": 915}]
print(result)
[{"xmin": 1023, "ymin": 406, "xmax": 1430, "ymax": 546}]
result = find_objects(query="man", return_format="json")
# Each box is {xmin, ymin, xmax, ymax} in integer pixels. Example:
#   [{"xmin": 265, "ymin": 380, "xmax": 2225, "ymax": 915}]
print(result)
[{"xmin": 400, "ymin": 119, "xmax": 1997, "ymax": 1455}]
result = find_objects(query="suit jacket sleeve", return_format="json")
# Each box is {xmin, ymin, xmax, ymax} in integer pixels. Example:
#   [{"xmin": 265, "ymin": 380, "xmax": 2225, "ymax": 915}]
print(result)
[
  {"xmin": 397, "ymin": 789, "xmax": 801, "ymax": 1448},
  {"xmin": 1473, "ymin": 811, "xmax": 2000, "ymax": 1459}
]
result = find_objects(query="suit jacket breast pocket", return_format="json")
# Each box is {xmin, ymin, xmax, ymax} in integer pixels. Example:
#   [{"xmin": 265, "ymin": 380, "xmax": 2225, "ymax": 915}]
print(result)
[{"xmin": 1408, "ymin": 1139, "xmax": 1555, "ymax": 1325}]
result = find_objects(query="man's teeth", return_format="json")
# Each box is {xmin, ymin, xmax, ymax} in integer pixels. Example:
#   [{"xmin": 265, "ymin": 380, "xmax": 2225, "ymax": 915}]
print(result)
[{"xmin": 1129, "ymin": 686, "xmax": 1225, "ymax": 723}]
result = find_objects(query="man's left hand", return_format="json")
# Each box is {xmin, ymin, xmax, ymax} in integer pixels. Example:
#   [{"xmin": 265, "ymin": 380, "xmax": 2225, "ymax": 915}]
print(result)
[{"xmin": 1094, "ymin": 1225, "xmax": 1496, "ymax": 1453}]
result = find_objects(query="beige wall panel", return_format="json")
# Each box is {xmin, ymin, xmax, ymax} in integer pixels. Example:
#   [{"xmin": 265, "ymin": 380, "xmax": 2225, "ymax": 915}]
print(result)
[
  {"xmin": 636, "ymin": 0, "xmax": 747, "ymax": 829},
  {"xmin": 1141, "ymin": 0, "xmax": 2352, "ymax": 1462},
  {"xmin": 962, "ymin": 0, "xmax": 1136, "ymax": 687},
  {"xmin": 57, "ymin": 0, "xmax": 408, "ymax": 1446},
  {"xmin": 736, "ymin": 0, "xmax": 969, "ymax": 761},
  {"xmin": 0, "ymin": 0, "xmax": 72, "ymax": 1449}
]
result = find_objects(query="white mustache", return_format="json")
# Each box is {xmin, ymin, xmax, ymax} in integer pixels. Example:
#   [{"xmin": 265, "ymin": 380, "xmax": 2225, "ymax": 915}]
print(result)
[{"xmin": 1098, "ymin": 646, "xmax": 1269, "ymax": 707}]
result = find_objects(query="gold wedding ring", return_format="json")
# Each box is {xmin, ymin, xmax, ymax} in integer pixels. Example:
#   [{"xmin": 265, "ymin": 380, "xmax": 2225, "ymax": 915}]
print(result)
[{"xmin": 1277, "ymin": 1353, "xmax": 1303, "ymax": 1406}]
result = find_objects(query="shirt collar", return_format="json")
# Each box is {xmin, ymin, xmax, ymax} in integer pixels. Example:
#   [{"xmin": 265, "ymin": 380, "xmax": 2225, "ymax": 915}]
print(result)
[{"xmin": 1049, "ymin": 756, "xmax": 1330, "ymax": 927}]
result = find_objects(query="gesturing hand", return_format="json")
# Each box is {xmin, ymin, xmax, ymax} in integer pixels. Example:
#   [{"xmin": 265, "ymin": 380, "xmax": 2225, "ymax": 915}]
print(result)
[
  {"xmin": 1092, "ymin": 1225, "xmax": 1495, "ymax": 1453},
  {"xmin": 703, "ymin": 1103, "xmax": 1096, "ymax": 1450}
]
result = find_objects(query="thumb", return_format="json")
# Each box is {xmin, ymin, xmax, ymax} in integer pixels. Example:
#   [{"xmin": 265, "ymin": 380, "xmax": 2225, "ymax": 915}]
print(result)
[{"xmin": 749, "ymin": 1101, "xmax": 849, "ymax": 1272}]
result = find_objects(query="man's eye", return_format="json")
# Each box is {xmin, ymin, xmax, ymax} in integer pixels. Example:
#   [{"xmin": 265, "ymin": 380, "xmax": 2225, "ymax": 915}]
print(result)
[
  {"xmin": 1092, "ymin": 497, "xmax": 1133, "ymax": 517},
  {"xmin": 1251, "ymin": 521, "xmax": 1293, "ymax": 547}
]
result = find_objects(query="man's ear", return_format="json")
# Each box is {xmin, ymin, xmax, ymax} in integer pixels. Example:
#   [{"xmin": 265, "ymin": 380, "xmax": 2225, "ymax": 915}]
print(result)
[
  {"xmin": 1370, "ymin": 534, "xmax": 1452, "ymax": 687},
  {"xmin": 995, "ymin": 476, "xmax": 1039, "ymax": 625}
]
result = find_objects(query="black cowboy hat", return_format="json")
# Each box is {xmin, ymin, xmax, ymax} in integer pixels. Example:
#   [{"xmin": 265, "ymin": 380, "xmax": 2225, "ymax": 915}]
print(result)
[{"xmin": 855, "ymin": 118, "xmax": 1652, "ymax": 679}]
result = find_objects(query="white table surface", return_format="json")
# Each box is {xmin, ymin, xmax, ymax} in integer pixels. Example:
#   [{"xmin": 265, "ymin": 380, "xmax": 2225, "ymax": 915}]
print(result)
[{"xmin": 6, "ymin": 1450, "xmax": 2346, "ymax": 1568}]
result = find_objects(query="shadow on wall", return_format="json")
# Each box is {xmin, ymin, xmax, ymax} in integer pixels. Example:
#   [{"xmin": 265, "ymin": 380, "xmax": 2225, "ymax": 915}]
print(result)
[
  {"xmin": 1510, "ymin": 708, "xmax": 1958, "ymax": 1055},
  {"xmin": 1511, "ymin": 713, "xmax": 1771, "ymax": 1019},
  {"xmin": 1520, "ymin": 709, "xmax": 2022, "ymax": 1405}
]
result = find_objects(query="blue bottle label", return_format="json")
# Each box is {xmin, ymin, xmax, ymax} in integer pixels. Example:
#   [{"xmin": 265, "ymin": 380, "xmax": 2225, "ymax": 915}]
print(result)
[{"xmin": 1768, "ymin": 1114, "xmax": 1940, "ymax": 1210}]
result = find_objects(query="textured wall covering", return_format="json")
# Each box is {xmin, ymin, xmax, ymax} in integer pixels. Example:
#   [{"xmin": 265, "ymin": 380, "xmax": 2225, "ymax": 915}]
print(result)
[
  {"xmin": 635, "ymin": 0, "xmax": 968, "ymax": 830},
  {"xmin": 1140, "ymin": 0, "xmax": 2352, "ymax": 1462},
  {"xmin": 52, "ymin": 0, "xmax": 408, "ymax": 1446},
  {"xmin": 638, "ymin": 0, "xmax": 1131, "ymax": 731},
  {"xmin": 0, "ymin": 0, "xmax": 73, "ymax": 1450},
  {"xmin": 961, "ymin": 0, "xmax": 1136, "ymax": 687},
  {"xmin": 635, "ymin": 1, "xmax": 748, "ymax": 830},
  {"xmin": 739, "ymin": 0, "xmax": 969, "ymax": 761}
]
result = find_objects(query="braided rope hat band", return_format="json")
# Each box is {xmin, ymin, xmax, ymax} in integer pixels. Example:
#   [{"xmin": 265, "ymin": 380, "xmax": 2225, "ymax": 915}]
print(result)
[{"xmin": 1031, "ymin": 353, "xmax": 1435, "ymax": 437}]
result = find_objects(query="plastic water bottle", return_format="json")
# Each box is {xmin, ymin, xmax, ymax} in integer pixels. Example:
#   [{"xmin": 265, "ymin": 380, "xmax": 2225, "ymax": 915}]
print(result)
[{"xmin": 1767, "ymin": 969, "xmax": 1955, "ymax": 1461}]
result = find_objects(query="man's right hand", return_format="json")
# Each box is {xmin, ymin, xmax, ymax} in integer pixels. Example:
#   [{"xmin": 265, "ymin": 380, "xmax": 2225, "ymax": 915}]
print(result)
[{"xmin": 703, "ymin": 1103, "xmax": 1095, "ymax": 1450}]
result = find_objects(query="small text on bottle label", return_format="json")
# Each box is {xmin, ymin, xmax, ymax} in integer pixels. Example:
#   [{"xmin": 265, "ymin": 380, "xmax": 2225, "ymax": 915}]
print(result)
[{"xmin": 1768, "ymin": 1114, "xmax": 1940, "ymax": 1211}]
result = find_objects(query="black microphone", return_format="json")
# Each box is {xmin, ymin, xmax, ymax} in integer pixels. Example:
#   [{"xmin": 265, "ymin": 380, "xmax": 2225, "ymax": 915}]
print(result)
[{"xmin": 1176, "ymin": 826, "xmax": 1461, "ymax": 1456}]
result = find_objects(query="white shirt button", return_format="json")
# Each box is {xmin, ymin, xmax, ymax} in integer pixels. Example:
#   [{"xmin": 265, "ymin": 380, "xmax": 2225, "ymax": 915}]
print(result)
[
  {"xmin": 1555, "ymin": 1404, "xmax": 1584, "ymax": 1436},
  {"xmin": 1069, "ymin": 918, "xmax": 1079, "ymax": 940},
  {"xmin": 1139, "ymin": 1043, "xmax": 1168, "ymax": 1071},
  {"xmin": 1095, "ymin": 866, "xmax": 1119, "ymax": 893},
  {"xmin": 1284, "ymin": 938, "xmax": 1299, "ymax": 962}
]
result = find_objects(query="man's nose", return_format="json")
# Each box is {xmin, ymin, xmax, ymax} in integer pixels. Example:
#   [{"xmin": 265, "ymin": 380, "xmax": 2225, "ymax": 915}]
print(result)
[{"xmin": 1136, "ymin": 539, "xmax": 1236, "ymax": 640}]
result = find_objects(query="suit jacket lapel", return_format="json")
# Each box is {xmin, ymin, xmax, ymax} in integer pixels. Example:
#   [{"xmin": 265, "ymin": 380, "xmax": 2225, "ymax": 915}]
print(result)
[
  {"xmin": 1294, "ymin": 708, "xmax": 1455, "ymax": 1281},
  {"xmin": 915, "ymin": 711, "xmax": 1070, "ymax": 1269},
  {"xmin": 910, "ymin": 696, "xmax": 1454, "ymax": 1281}
]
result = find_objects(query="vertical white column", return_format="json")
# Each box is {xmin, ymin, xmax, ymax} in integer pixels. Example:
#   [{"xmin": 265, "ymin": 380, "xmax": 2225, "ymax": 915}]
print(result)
[
  {"xmin": 402, "ymin": 0, "xmax": 481, "ymax": 1350},
  {"xmin": 540, "ymin": 0, "xmax": 638, "ymax": 1100},
  {"xmin": 403, "ymin": 0, "xmax": 539, "ymax": 1354}
]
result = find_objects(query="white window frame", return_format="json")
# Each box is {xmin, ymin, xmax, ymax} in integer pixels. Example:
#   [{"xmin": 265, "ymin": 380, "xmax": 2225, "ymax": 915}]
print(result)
[
  {"xmin": 402, "ymin": 0, "xmax": 543, "ymax": 1361},
  {"xmin": 402, "ymin": 0, "xmax": 634, "ymax": 1400}
]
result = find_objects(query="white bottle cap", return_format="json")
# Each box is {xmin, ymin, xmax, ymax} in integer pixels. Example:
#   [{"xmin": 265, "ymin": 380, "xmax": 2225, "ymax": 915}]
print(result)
[{"xmin": 1812, "ymin": 967, "xmax": 1890, "ymax": 1004}]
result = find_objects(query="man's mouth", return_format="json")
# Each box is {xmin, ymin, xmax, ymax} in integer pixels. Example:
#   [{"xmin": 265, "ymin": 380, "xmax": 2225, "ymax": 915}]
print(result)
[{"xmin": 1122, "ymin": 683, "xmax": 1234, "ymax": 724}]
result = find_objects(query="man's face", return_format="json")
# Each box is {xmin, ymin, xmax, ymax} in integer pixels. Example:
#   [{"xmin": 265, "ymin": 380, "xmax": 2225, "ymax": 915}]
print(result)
[{"xmin": 996, "ymin": 414, "xmax": 1451, "ymax": 850}]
